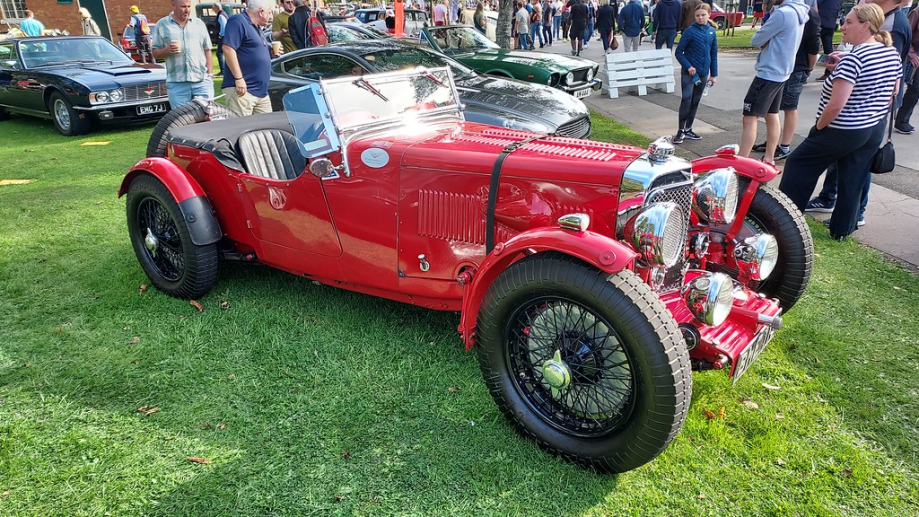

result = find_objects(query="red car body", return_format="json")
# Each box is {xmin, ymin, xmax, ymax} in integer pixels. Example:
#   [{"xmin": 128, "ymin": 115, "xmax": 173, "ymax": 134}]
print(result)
[{"xmin": 121, "ymin": 70, "xmax": 813, "ymax": 473}]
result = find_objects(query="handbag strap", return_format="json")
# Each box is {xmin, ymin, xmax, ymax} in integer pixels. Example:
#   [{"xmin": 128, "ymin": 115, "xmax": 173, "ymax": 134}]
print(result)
[{"xmin": 885, "ymin": 97, "xmax": 895, "ymax": 143}]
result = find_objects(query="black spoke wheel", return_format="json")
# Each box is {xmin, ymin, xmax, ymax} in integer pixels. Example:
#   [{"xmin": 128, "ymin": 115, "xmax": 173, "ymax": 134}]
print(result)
[
  {"xmin": 506, "ymin": 297, "xmax": 638, "ymax": 437},
  {"xmin": 709, "ymin": 183, "xmax": 814, "ymax": 311},
  {"xmin": 126, "ymin": 174, "xmax": 217, "ymax": 299},
  {"xmin": 476, "ymin": 253, "xmax": 691, "ymax": 473}
]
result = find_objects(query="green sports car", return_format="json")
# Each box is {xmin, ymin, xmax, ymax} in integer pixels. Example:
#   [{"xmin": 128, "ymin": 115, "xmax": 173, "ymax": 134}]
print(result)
[{"xmin": 418, "ymin": 25, "xmax": 601, "ymax": 99}]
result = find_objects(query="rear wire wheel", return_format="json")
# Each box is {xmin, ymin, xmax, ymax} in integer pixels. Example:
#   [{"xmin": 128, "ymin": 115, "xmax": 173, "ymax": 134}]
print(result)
[
  {"xmin": 476, "ymin": 253, "xmax": 691, "ymax": 473},
  {"xmin": 125, "ymin": 174, "xmax": 217, "ymax": 299}
]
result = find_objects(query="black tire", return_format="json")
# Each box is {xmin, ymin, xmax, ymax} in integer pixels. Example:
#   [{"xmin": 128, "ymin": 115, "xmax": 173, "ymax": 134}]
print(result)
[
  {"xmin": 710, "ymin": 183, "xmax": 814, "ymax": 311},
  {"xmin": 49, "ymin": 91, "xmax": 92, "ymax": 136},
  {"xmin": 146, "ymin": 100, "xmax": 234, "ymax": 158},
  {"xmin": 126, "ymin": 174, "xmax": 218, "ymax": 299},
  {"xmin": 715, "ymin": 18, "xmax": 725, "ymax": 30},
  {"xmin": 476, "ymin": 253, "xmax": 691, "ymax": 473}
]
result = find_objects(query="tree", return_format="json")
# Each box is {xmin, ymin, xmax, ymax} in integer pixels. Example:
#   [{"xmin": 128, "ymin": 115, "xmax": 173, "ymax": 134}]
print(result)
[{"xmin": 496, "ymin": 0, "xmax": 514, "ymax": 49}]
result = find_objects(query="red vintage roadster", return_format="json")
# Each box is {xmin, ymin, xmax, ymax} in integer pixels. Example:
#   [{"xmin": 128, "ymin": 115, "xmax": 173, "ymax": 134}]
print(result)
[{"xmin": 120, "ymin": 68, "xmax": 813, "ymax": 473}]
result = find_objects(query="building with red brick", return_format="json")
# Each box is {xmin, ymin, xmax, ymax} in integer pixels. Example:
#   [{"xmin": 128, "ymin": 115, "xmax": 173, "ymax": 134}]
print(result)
[{"xmin": 3, "ymin": 0, "xmax": 176, "ymax": 41}]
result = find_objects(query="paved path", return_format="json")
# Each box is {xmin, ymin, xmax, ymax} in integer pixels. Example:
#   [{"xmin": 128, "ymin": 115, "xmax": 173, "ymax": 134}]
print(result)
[{"xmin": 539, "ymin": 37, "xmax": 919, "ymax": 267}]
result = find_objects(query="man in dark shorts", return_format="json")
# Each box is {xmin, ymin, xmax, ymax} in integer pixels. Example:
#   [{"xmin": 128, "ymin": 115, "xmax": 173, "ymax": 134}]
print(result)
[
  {"xmin": 739, "ymin": 0, "xmax": 809, "ymax": 165},
  {"xmin": 569, "ymin": 0, "xmax": 589, "ymax": 55},
  {"xmin": 752, "ymin": 0, "xmax": 820, "ymax": 161}
]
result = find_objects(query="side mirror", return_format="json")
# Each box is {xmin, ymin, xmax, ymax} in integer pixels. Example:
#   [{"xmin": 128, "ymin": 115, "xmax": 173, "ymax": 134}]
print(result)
[{"xmin": 309, "ymin": 157, "xmax": 340, "ymax": 178}]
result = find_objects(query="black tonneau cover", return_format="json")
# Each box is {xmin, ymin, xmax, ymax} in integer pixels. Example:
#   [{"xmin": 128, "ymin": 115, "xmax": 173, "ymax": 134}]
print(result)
[{"xmin": 167, "ymin": 112, "xmax": 295, "ymax": 171}]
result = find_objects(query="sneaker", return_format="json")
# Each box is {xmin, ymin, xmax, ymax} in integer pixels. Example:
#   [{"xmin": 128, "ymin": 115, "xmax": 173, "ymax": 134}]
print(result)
[
  {"xmin": 571, "ymin": 50, "xmax": 577, "ymax": 55},
  {"xmin": 857, "ymin": 215, "xmax": 866, "ymax": 227},
  {"xmin": 682, "ymin": 129, "xmax": 701, "ymax": 140},
  {"xmin": 894, "ymin": 122, "xmax": 915, "ymax": 135},
  {"xmin": 805, "ymin": 198, "xmax": 835, "ymax": 213},
  {"xmin": 814, "ymin": 71, "xmax": 829, "ymax": 82},
  {"xmin": 774, "ymin": 146, "xmax": 791, "ymax": 161},
  {"xmin": 752, "ymin": 141, "xmax": 767, "ymax": 152},
  {"xmin": 672, "ymin": 131, "xmax": 685, "ymax": 144}
]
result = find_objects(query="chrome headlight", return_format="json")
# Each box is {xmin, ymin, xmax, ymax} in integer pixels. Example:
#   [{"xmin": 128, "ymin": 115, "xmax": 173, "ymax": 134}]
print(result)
[
  {"xmin": 585, "ymin": 69, "xmax": 594, "ymax": 82},
  {"xmin": 733, "ymin": 234, "xmax": 779, "ymax": 281},
  {"xmin": 622, "ymin": 202, "xmax": 688, "ymax": 267},
  {"xmin": 93, "ymin": 91, "xmax": 109, "ymax": 103},
  {"xmin": 565, "ymin": 72, "xmax": 574, "ymax": 85},
  {"xmin": 692, "ymin": 167, "xmax": 739, "ymax": 224},
  {"xmin": 681, "ymin": 272, "xmax": 734, "ymax": 326},
  {"xmin": 109, "ymin": 89, "xmax": 123, "ymax": 102},
  {"xmin": 547, "ymin": 72, "xmax": 558, "ymax": 86}
]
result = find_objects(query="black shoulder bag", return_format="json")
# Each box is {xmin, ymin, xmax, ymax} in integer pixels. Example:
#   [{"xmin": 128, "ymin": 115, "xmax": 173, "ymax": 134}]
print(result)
[{"xmin": 870, "ymin": 105, "xmax": 896, "ymax": 174}]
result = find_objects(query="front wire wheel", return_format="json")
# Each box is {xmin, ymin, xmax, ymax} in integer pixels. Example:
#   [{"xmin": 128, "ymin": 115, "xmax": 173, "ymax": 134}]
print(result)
[
  {"xmin": 476, "ymin": 253, "xmax": 691, "ymax": 473},
  {"xmin": 125, "ymin": 174, "xmax": 217, "ymax": 299}
]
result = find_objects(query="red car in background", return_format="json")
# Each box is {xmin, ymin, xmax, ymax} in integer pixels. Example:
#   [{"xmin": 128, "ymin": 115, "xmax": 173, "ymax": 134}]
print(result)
[
  {"xmin": 118, "ymin": 24, "xmax": 141, "ymax": 62},
  {"xmin": 712, "ymin": 2, "xmax": 744, "ymax": 30}
]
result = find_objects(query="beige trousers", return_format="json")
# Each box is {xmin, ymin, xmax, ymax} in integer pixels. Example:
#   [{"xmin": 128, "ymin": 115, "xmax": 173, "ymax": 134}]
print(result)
[{"xmin": 222, "ymin": 88, "xmax": 272, "ymax": 117}]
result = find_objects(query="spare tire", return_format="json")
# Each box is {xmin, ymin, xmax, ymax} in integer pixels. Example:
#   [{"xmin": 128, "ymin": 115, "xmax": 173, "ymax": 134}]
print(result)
[{"xmin": 146, "ymin": 100, "xmax": 234, "ymax": 158}]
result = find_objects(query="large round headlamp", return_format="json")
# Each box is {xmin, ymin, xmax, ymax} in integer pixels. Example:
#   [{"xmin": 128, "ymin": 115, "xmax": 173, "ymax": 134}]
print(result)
[
  {"xmin": 681, "ymin": 272, "xmax": 734, "ymax": 326},
  {"xmin": 585, "ymin": 68, "xmax": 594, "ymax": 82},
  {"xmin": 622, "ymin": 202, "xmax": 688, "ymax": 267},
  {"xmin": 565, "ymin": 72, "xmax": 574, "ymax": 85},
  {"xmin": 734, "ymin": 234, "xmax": 779, "ymax": 281},
  {"xmin": 95, "ymin": 91, "xmax": 109, "ymax": 103},
  {"xmin": 109, "ymin": 89, "xmax": 123, "ymax": 102},
  {"xmin": 547, "ymin": 72, "xmax": 559, "ymax": 86},
  {"xmin": 692, "ymin": 168, "xmax": 739, "ymax": 224}
]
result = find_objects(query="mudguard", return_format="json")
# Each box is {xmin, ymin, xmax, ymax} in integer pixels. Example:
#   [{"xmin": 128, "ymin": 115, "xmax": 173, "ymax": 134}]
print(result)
[
  {"xmin": 458, "ymin": 227, "xmax": 638, "ymax": 350},
  {"xmin": 691, "ymin": 146, "xmax": 781, "ymax": 241},
  {"xmin": 691, "ymin": 147, "xmax": 781, "ymax": 184},
  {"xmin": 118, "ymin": 158, "xmax": 222, "ymax": 246}
]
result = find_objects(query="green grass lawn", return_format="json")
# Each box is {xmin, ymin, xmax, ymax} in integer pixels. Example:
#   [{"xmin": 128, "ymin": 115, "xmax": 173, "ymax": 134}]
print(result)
[{"xmin": 1, "ymin": 113, "xmax": 918, "ymax": 516}]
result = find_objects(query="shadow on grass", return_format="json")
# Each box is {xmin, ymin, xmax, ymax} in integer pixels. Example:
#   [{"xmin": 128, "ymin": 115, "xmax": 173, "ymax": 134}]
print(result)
[{"xmin": 1, "ymin": 255, "xmax": 621, "ymax": 514}]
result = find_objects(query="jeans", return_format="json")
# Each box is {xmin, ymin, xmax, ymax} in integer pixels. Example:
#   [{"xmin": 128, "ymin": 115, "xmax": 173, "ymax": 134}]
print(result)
[
  {"xmin": 819, "ymin": 25, "xmax": 835, "ymax": 56},
  {"xmin": 678, "ymin": 72, "xmax": 706, "ymax": 131},
  {"xmin": 517, "ymin": 32, "xmax": 529, "ymax": 50},
  {"xmin": 166, "ymin": 78, "xmax": 214, "ymax": 109},
  {"xmin": 530, "ymin": 23, "xmax": 544, "ymax": 47},
  {"xmin": 543, "ymin": 24, "xmax": 553, "ymax": 45},
  {"xmin": 553, "ymin": 15, "xmax": 561, "ymax": 38},
  {"xmin": 584, "ymin": 18, "xmax": 594, "ymax": 43},
  {"xmin": 896, "ymin": 63, "xmax": 919, "ymax": 126},
  {"xmin": 216, "ymin": 37, "xmax": 225, "ymax": 76},
  {"xmin": 655, "ymin": 28, "xmax": 676, "ymax": 50},
  {"xmin": 779, "ymin": 121, "xmax": 885, "ymax": 238},
  {"xmin": 599, "ymin": 27, "xmax": 612, "ymax": 51}
]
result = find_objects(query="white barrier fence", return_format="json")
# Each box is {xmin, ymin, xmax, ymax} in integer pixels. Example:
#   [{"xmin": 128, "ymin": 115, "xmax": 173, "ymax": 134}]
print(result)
[{"xmin": 603, "ymin": 48, "xmax": 675, "ymax": 99}]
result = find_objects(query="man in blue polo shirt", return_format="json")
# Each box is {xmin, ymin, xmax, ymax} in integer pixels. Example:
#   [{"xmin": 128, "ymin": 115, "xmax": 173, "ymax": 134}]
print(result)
[{"xmin": 222, "ymin": 0, "xmax": 274, "ymax": 116}]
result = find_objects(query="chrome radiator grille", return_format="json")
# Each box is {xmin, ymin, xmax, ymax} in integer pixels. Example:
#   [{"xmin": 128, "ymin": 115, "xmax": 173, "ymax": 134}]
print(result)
[
  {"xmin": 645, "ymin": 181, "xmax": 694, "ymax": 291},
  {"xmin": 122, "ymin": 82, "xmax": 168, "ymax": 101},
  {"xmin": 555, "ymin": 116, "xmax": 591, "ymax": 139}
]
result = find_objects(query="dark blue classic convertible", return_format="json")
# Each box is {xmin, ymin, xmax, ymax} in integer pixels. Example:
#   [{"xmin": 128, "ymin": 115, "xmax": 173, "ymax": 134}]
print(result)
[{"xmin": 0, "ymin": 36, "xmax": 170, "ymax": 136}]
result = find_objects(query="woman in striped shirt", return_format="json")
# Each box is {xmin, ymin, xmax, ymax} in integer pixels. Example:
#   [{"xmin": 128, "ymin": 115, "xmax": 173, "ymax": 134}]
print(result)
[{"xmin": 779, "ymin": 3, "xmax": 902, "ymax": 241}]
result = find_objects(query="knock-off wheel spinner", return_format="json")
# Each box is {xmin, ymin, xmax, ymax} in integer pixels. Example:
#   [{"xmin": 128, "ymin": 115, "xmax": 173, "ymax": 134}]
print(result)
[{"xmin": 145, "ymin": 228, "xmax": 159, "ymax": 257}]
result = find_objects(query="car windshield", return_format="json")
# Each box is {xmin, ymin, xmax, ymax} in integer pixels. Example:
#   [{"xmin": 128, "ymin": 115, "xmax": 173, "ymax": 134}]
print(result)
[
  {"xmin": 363, "ymin": 47, "xmax": 476, "ymax": 80},
  {"xmin": 284, "ymin": 67, "xmax": 461, "ymax": 158},
  {"xmin": 327, "ymin": 25, "xmax": 374, "ymax": 42},
  {"xmin": 427, "ymin": 27, "xmax": 499, "ymax": 52},
  {"xmin": 20, "ymin": 38, "xmax": 132, "ymax": 68}
]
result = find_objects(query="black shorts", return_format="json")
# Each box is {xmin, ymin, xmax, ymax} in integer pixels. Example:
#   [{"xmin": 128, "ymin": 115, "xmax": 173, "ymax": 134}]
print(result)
[{"xmin": 742, "ymin": 77, "xmax": 785, "ymax": 117}]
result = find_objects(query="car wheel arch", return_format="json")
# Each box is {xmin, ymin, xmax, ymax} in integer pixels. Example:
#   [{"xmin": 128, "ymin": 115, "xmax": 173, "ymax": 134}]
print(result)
[
  {"xmin": 121, "ymin": 167, "xmax": 223, "ymax": 247},
  {"xmin": 457, "ymin": 229, "xmax": 638, "ymax": 350}
]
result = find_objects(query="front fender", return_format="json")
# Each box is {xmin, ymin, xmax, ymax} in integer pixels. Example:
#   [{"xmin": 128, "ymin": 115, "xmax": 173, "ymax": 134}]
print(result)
[
  {"xmin": 119, "ymin": 158, "xmax": 221, "ymax": 246},
  {"xmin": 691, "ymin": 153, "xmax": 780, "ymax": 184},
  {"xmin": 458, "ymin": 227, "xmax": 638, "ymax": 350}
]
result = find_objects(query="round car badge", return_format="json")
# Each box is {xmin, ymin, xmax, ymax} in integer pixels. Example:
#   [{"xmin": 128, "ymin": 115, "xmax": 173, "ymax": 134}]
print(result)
[{"xmin": 360, "ymin": 148, "xmax": 390, "ymax": 169}]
